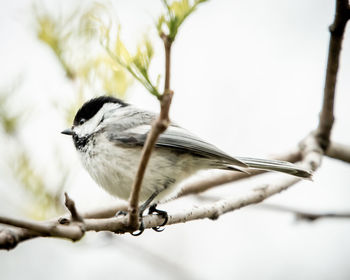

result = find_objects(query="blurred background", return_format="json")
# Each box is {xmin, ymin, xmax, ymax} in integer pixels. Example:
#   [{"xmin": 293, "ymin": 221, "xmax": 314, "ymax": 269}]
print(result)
[{"xmin": 0, "ymin": 0, "xmax": 350, "ymax": 279}]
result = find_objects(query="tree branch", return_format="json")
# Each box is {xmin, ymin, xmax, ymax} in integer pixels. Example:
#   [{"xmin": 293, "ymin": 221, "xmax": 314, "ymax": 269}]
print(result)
[
  {"xmin": 127, "ymin": 36, "xmax": 174, "ymax": 230},
  {"xmin": 316, "ymin": 0, "xmax": 350, "ymax": 150},
  {"xmin": 0, "ymin": 202, "xmax": 128, "ymax": 250},
  {"xmin": 326, "ymin": 141, "xmax": 350, "ymax": 163},
  {"xmin": 0, "ymin": 216, "xmax": 84, "ymax": 241},
  {"xmin": 259, "ymin": 204, "xmax": 350, "ymax": 221},
  {"xmin": 162, "ymin": 35, "xmax": 172, "ymax": 91},
  {"xmin": 82, "ymin": 202, "xmax": 128, "ymax": 219},
  {"xmin": 0, "ymin": 228, "xmax": 38, "ymax": 250},
  {"xmin": 64, "ymin": 192, "xmax": 83, "ymax": 222}
]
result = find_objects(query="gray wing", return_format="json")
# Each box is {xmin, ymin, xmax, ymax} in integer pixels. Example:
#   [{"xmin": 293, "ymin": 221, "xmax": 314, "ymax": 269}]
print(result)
[
  {"xmin": 155, "ymin": 125, "xmax": 247, "ymax": 167},
  {"xmin": 105, "ymin": 107, "xmax": 311, "ymax": 178},
  {"xmin": 107, "ymin": 122, "xmax": 247, "ymax": 168}
]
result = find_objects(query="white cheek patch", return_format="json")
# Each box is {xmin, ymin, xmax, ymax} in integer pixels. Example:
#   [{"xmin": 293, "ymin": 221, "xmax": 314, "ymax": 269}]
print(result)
[{"xmin": 74, "ymin": 102, "xmax": 123, "ymax": 137}]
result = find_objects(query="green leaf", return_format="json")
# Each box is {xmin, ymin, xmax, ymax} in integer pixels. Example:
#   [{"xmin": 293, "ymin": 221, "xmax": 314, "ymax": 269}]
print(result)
[
  {"xmin": 101, "ymin": 24, "xmax": 161, "ymax": 98},
  {"xmin": 115, "ymin": 28, "xmax": 132, "ymax": 65},
  {"xmin": 158, "ymin": 0, "xmax": 207, "ymax": 41}
]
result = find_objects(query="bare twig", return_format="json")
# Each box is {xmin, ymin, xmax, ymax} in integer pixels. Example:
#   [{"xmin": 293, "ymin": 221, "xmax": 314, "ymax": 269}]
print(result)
[
  {"xmin": 259, "ymin": 204, "xmax": 350, "ymax": 221},
  {"xmin": 64, "ymin": 192, "xmax": 83, "ymax": 222},
  {"xmin": 0, "ymin": 216, "xmax": 84, "ymax": 241},
  {"xmin": 326, "ymin": 141, "xmax": 350, "ymax": 163},
  {"xmin": 168, "ymin": 178, "xmax": 302, "ymax": 224},
  {"xmin": 127, "ymin": 95, "xmax": 173, "ymax": 229},
  {"xmin": 162, "ymin": 34, "xmax": 172, "ymax": 91},
  {"xmin": 127, "ymin": 36, "xmax": 174, "ymax": 230},
  {"xmin": 0, "ymin": 202, "xmax": 127, "ymax": 250},
  {"xmin": 316, "ymin": 0, "xmax": 350, "ymax": 150},
  {"xmin": 0, "ymin": 228, "xmax": 38, "ymax": 250},
  {"xmin": 82, "ymin": 202, "xmax": 128, "ymax": 219}
]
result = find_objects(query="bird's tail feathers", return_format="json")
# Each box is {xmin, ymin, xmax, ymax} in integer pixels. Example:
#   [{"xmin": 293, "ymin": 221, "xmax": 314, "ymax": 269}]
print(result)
[{"xmin": 232, "ymin": 157, "xmax": 312, "ymax": 178}]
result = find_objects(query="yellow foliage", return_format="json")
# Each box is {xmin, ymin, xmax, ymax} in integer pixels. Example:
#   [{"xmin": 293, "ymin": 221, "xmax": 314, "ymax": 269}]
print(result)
[
  {"xmin": 14, "ymin": 152, "xmax": 65, "ymax": 220},
  {"xmin": 0, "ymin": 88, "xmax": 21, "ymax": 135},
  {"xmin": 158, "ymin": 0, "xmax": 207, "ymax": 40}
]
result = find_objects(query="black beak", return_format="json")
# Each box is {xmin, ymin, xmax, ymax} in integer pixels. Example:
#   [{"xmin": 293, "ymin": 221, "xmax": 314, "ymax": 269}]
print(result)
[{"xmin": 61, "ymin": 128, "xmax": 74, "ymax": 136}]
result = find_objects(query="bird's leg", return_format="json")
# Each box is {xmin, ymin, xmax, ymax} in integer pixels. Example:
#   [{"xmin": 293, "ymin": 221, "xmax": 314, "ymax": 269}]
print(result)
[{"xmin": 148, "ymin": 204, "xmax": 168, "ymax": 232}]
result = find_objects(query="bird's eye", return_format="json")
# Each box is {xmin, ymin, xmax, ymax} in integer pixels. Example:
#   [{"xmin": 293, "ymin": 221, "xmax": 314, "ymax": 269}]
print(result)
[{"xmin": 79, "ymin": 119, "xmax": 86, "ymax": 125}]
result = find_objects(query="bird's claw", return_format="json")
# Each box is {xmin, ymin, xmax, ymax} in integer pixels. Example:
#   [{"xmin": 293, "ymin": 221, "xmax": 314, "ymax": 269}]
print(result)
[
  {"xmin": 148, "ymin": 204, "xmax": 168, "ymax": 232},
  {"xmin": 117, "ymin": 204, "xmax": 168, "ymax": 235},
  {"xmin": 130, "ymin": 219, "xmax": 145, "ymax": 236},
  {"xmin": 115, "ymin": 210, "xmax": 145, "ymax": 236}
]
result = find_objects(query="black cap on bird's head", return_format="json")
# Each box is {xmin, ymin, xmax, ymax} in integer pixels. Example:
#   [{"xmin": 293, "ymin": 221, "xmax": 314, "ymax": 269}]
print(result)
[
  {"xmin": 73, "ymin": 96, "xmax": 128, "ymax": 126},
  {"xmin": 61, "ymin": 96, "xmax": 128, "ymax": 136}
]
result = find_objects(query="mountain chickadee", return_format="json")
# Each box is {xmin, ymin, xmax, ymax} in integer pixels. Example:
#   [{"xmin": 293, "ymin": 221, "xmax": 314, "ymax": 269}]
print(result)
[{"xmin": 62, "ymin": 96, "xmax": 311, "ymax": 231}]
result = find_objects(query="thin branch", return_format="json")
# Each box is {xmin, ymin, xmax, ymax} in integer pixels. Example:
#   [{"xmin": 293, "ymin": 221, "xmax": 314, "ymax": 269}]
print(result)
[
  {"xmin": 0, "ymin": 202, "xmax": 127, "ymax": 250},
  {"xmin": 168, "ymin": 177, "xmax": 302, "ymax": 224},
  {"xmin": 64, "ymin": 192, "xmax": 83, "ymax": 222},
  {"xmin": 316, "ymin": 0, "xmax": 350, "ymax": 150},
  {"xmin": 162, "ymin": 35, "xmax": 172, "ymax": 91},
  {"xmin": 0, "ymin": 228, "xmax": 38, "ymax": 250},
  {"xmin": 127, "ymin": 37, "xmax": 174, "ymax": 230},
  {"xmin": 326, "ymin": 141, "xmax": 350, "ymax": 163},
  {"xmin": 0, "ymin": 216, "xmax": 84, "ymax": 241},
  {"xmin": 127, "ymin": 99, "xmax": 172, "ymax": 229},
  {"xmin": 0, "ymin": 176, "xmax": 304, "ymax": 249},
  {"xmin": 0, "ymin": 145, "xmax": 305, "ymax": 250},
  {"xmin": 82, "ymin": 202, "xmax": 128, "ymax": 219},
  {"xmin": 259, "ymin": 204, "xmax": 350, "ymax": 221}
]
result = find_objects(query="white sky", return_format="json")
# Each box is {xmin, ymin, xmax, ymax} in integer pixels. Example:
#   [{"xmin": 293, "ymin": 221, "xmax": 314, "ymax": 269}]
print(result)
[{"xmin": 1, "ymin": 0, "xmax": 350, "ymax": 279}]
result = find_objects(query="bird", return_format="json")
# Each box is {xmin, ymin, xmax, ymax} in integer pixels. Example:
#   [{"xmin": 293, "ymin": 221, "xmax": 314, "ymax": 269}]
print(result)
[{"xmin": 62, "ymin": 96, "xmax": 311, "ymax": 233}]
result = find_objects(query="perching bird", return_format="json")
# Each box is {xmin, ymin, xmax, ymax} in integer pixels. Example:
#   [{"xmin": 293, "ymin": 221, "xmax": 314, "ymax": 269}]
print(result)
[{"xmin": 62, "ymin": 96, "xmax": 311, "ymax": 232}]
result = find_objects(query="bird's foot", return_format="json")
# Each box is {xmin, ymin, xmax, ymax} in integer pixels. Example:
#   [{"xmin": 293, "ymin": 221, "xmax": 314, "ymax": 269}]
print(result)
[
  {"xmin": 148, "ymin": 204, "xmax": 168, "ymax": 232},
  {"xmin": 115, "ymin": 210, "xmax": 145, "ymax": 236},
  {"xmin": 130, "ymin": 219, "xmax": 145, "ymax": 236},
  {"xmin": 115, "ymin": 205, "xmax": 168, "ymax": 235}
]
